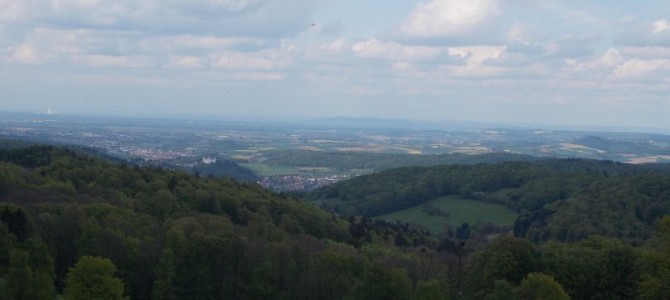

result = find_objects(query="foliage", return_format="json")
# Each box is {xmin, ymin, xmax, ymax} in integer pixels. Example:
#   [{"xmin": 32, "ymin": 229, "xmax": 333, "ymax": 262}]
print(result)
[
  {"xmin": 151, "ymin": 249, "xmax": 177, "ymax": 300},
  {"xmin": 637, "ymin": 216, "xmax": 670, "ymax": 299},
  {"xmin": 541, "ymin": 237, "xmax": 638, "ymax": 299},
  {"xmin": 486, "ymin": 280, "xmax": 519, "ymax": 300},
  {"xmin": 310, "ymin": 158, "xmax": 670, "ymax": 243},
  {"xmin": 518, "ymin": 272, "xmax": 570, "ymax": 300},
  {"xmin": 349, "ymin": 265, "xmax": 412, "ymax": 300},
  {"xmin": 191, "ymin": 158, "xmax": 259, "ymax": 182},
  {"xmin": 466, "ymin": 236, "xmax": 541, "ymax": 299},
  {"xmin": 64, "ymin": 256, "xmax": 125, "ymax": 300},
  {"xmin": 415, "ymin": 279, "xmax": 450, "ymax": 300},
  {"xmin": 0, "ymin": 145, "xmax": 451, "ymax": 299},
  {"xmin": 3, "ymin": 144, "xmax": 670, "ymax": 299}
]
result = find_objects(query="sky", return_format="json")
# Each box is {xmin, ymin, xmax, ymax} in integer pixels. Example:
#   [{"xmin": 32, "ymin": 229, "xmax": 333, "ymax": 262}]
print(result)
[{"xmin": 1, "ymin": 0, "xmax": 670, "ymax": 129}]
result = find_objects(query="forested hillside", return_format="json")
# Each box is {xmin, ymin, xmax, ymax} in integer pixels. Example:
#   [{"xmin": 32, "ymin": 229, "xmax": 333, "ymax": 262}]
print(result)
[
  {"xmin": 0, "ymin": 145, "xmax": 451, "ymax": 299},
  {"xmin": 3, "ymin": 145, "xmax": 670, "ymax": 299},
  {"xmin": 309, "ymin": 160, "xmax": 670, "ymax": 243},
  {"xmin": 190, "ymin": 158, "xmax": 259, "ymax": 182}
]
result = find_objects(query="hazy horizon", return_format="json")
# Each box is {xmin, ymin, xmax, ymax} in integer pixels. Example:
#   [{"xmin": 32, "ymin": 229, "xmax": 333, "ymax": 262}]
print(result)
[
  {"xmin": 2, "ymin": 0, "xmax": 669, "ymax": 129},
  {"xmin": 4, "ymin": 109, "xmax": 670, "ymax": 136}
]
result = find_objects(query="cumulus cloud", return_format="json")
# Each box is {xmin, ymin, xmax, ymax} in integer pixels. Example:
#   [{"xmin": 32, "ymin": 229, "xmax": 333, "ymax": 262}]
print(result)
[
  {"xmin": 351, "ymin": 39, "xmax": 448, "ymax": 62},
  {"xmin": 562, "ymin": 44, "xmax": 670, "ymax": 84},
  {"xmin": 137, "ymin": 36, "xmax": 267, "ymax": 54},
  {"xmin": 213, "ymin": 52, "xmax": 276, "ymax": 70},
  {"xmin": 447, "ymin": 45, "xmax": 505, "ymax": 64},
  {"xmin": 542, "ymin": 35, "xmax": 595, "ymax": 59},
  {"xmin": 652, "ymin": 19, "xmax": 670, "ymax": 34},
  {"xmin": 2, "ymin": 0, "xmax": 670, "ymax": 127},
  {"xmin": 10, "ymin": 44, "xmax": 42, "ymax": 64},
  {"xmin": 618, "ymin": 46, "xmax": 670, "ymax": 60},
  {"xmin": 71, "ymin": 54, "xmax": 152, "ymax": 68},
  {"xmin": 617, "ymin": 19, "xmax": 670, "ymax": 47},
  {"xmin": 166, "ymin": 55, "xmax": 203, "ymax": 69},
  {"xmin": 399, "ymin": 0, "xmax": 500, "ymax": 39},
  {"xmin": 613, "ymin": 58, "xmax": 670, "ymax": 80},
  {"xmin": 164, "ymin": 0, "xmax": 269, "ymax": 18},
  {"xmin": 1, "ymin": 0, "xmax": 325, "ymax": 38}
]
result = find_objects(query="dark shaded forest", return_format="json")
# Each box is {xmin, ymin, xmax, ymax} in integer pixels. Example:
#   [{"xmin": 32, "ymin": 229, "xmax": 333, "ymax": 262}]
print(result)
[
  {"xmin": 1, "ymin": 145, "xmax": 670, "ymax": 299},
  {"xmin": 190, "ymin": 159, "xmax": 259, "ymax": 182}
]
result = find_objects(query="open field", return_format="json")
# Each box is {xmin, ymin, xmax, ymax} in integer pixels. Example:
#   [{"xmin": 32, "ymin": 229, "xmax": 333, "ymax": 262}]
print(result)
[
  {"xmin": 239, "ymin": 163, "xmax": 300, "ymax": 176},
  {"xmin": 241, "ymin": 163, "xmax": 370, "ymax": 178},
  {"xmin": 376, "ymin": 195, "xmax": 518, "ymax": 235},
  {"xmin": 3, "ymin": 112, "xmax": 670, "ymax": 191}
]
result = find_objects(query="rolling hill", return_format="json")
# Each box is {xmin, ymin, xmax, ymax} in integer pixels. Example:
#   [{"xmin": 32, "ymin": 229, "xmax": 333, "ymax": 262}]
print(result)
[{"xmin": 308, "ymin": 159, "xmax": 670, "ymax": 242}]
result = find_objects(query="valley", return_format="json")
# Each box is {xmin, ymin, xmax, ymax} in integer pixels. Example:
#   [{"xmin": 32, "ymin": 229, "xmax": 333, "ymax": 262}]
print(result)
[{"xmin": 2, "ymin": 112, "xmax": 670, "ymax": 193}]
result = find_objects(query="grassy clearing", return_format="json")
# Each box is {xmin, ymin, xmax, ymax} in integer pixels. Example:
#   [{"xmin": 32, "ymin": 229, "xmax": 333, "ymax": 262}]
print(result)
[{"xmin": 376, "ymin": 195, "xmax": 517, "ymax": 235}]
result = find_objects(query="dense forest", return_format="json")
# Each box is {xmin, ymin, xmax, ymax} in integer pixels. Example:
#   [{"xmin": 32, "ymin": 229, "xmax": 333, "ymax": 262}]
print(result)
[
  {"xmin": 2, "ymin": 145, "xmax": 670, "ymax": 299},
  {"xmin": 309, "ymin": 160, "xmax": 670, "ymax": 243},
  {"xmin": 189, "ymin": 159, "xmax": 259, "ymax": 182}
]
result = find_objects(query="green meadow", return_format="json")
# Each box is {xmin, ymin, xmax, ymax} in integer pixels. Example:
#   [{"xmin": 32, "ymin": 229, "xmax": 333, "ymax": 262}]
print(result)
[{"xmin": 376, "ymin": 195, "xmax": 518, "ymax": 235}]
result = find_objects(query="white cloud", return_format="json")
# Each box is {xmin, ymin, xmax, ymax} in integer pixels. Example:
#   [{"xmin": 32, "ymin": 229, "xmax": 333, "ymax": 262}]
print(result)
[
  {"xmin": 399, "ymin": 0, "xmax": 500, "ymax": 38},
  {"xmin": 165, "ymin": 0, "xmax": 268, "ymax": 15},
  {"xmin": 3, "ymin": 0, "xmax": 670, "ymax": 128},
  {"xmin": 11, "ymin": 44, "xmax": 41, "ymax": 64},
  {"xmin": 562, "ymin": 46, "xmax": 670, "ymax": 82},
  {"xmin": 613, "ymin": 58, "xmax": 670, "ymax": 79},
  {"xmin": 351, "ymin": 39, "xmax": 448, "ymax": 62},
  {"xmin": 436, "ymin": 64, "xmax": 506, "ymax": 78},
  {"xmin": 212, "ymin": 43, "xmax": 297, "ymax": 71},
  {"xmin": 166, "ymin": 55, "xmax": 203, "ymax": 69},
  {"xmin": 562, "ymin": 49, "xmax": 621, "ymax": 76},
  {"xmin": 1, "ymin": 0, "xmax": 326, "ymax": 38},
  {"xmin": 618, "ymin": 46, "xmax": 670, "ymax": 60},
  {"xmin": 316, "ymin": 39, "xmax": 348, "ymax": 55},
  {"xmin": 138, "ymin": 35, "xmax": 265, "ymax": 53},
  {"xmin": 617, "ymin": 19, "xmax": 670, "ymax": 47},
  {"xmin": 2, "ymin": 27, "xmax": 125, "ymax": 64},
  {"xmin": 0, "ymin": 0, "xmax": 29, "ymax": 23},
  {"xmin": 543, "ymin": 35, "xmax": 595, "ymax": 59},
  {"xmin": 213, "ymin": 52, "xmax": 276, "ymax": 70},
  {"xmin": 70, "ymin": 54, "xmax": 151, "ymax": 68},
  {"xmin": 653, "ymin": 19, "xmax": 670, "ymax": 34},
  {"xmin": 448, "ymin": 45, "xmax": 505, "ymax": 64},
  {"xmin": 232, "ymin": 71, "xmax": 284, "ymax": 81}
]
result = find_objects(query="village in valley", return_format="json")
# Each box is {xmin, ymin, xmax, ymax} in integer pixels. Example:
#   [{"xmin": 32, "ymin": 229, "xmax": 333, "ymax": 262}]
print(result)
[{"xmin": 2, "ymin": 112, "xmax": 670, "ymax": 191}]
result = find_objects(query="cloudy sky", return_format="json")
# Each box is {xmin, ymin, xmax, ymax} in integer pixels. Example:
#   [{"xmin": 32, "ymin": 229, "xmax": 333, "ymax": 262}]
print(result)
[{"xmin": 1, "ymin": 0, "xmax": 670, "ymax": 129}]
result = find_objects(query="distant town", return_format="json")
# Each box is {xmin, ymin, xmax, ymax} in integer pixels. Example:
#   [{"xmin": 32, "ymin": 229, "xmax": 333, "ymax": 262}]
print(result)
[{"xmin": 2, "ymin": 112, "xmax": 670, "ymax": 191}]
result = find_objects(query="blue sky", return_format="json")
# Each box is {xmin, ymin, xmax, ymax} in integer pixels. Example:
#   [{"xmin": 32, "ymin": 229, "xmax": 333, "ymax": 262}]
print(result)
[{"xmin": 1, "ymin": 0, "xmax": 670, "ymax": 129}]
